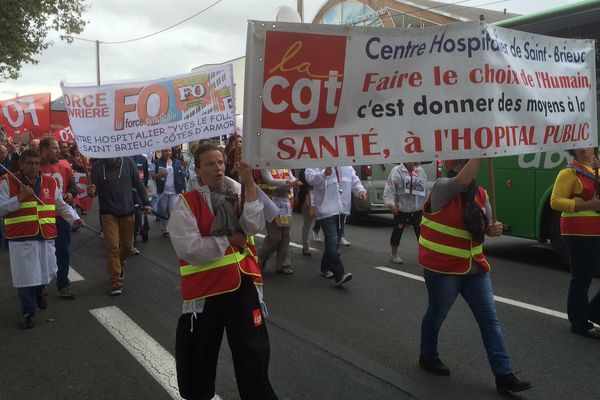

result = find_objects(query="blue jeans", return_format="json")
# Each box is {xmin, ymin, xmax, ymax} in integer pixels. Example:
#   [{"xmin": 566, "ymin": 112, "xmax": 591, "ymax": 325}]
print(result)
[
  {"xmin": 17, "ymin": 285, "xmax": 45, "ymax": 316},
  {"xmin": 54, "ymin": 218, "xmax": 71, "ymax": 290},
  {"xmin": 318, "ymin": 214, "xmax": 346, "ymax": 280},
  {"xmin": 563, "ymin": 236, "xmax": 600, "ymax": 332},
  {"xmin": 420, "ymin": 269, "xmax": 512, "ymax": 376}
]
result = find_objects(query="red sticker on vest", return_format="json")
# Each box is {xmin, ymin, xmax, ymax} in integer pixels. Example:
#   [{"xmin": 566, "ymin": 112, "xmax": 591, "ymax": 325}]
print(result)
[{"xmin": 252, "ymin": 308, "xmax": 263, "ymax": 327}]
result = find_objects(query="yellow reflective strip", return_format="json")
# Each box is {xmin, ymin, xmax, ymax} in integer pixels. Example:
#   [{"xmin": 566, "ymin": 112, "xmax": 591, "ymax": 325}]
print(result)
[
  {"xmin": 180, "ymin": 252, "xmax": 248, "ymax": 276},
  {"xmin": 562, "ymin": 211, "xmax": 600, "ymax": 217},
  {"xmin": 20, "ymin": 201, "xmax": 37, "ymax": 208},
  {"xmin": 39, "ymin": 218, "xmax": 56, "ymax": 224},
  {"xmin": 37, "ymin": 205, "xmax": 56, "ymax": 211},
  {"xmin": 4, "ymin": 215, "xmax": 39, "ymax": 224},
  {"xmin": 421, "ymin": 216, "xmax": 471, "ymax": 239},
  {"xmin": 471, "ymin": 245, "xmax": 483, "ymax": 256},
  {"xmin": 247, "ymin": 235, "xmax": 255, "ymax": 245},
  {"xmin": 419, "ymin": 236, "xmax": 471, "ymax": 258}
]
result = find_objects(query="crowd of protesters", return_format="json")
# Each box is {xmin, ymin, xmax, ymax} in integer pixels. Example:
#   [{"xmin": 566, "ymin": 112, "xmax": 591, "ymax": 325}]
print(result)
[{"xmin": 27, "ymin": 129, "xmax": 600, "ymax": 397}]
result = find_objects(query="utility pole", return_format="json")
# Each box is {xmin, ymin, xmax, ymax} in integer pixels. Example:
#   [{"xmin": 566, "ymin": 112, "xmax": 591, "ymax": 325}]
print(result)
[
  {"xmin": 96, "ymin": 40, "xmax": 101, "ymax": 85},
  {"xmin": 297, "ymin": 0, "xmax": 304, "ymax": 22}
]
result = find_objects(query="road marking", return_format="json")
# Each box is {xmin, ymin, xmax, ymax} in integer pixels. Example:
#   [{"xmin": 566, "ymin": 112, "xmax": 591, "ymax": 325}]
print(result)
[
  {"xmin": 255, "ymin": 233, "xmax": 318, "ymax": 252},
  {"xmin": 90, "ymin": 306, "xmax": 183, "ymax": 399},
  {"xmin": 376, "ymin": 266, "xmax": 568, "ymax": 320},
  {"xmin": 68, "ymin": 266, "xmax": 84, "ymax": 282}
]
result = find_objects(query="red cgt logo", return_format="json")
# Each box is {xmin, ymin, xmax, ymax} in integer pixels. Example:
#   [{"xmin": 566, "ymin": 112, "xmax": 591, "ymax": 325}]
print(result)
[{"xmin": 262, "ymin": 31, "xmax": 346, "ymax": 130}]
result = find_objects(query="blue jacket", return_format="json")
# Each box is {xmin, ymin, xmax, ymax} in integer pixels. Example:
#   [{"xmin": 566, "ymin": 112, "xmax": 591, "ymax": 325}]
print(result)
[{"xmin": 153, "ymin": 158, "xmax": 185, "ymax": 194}]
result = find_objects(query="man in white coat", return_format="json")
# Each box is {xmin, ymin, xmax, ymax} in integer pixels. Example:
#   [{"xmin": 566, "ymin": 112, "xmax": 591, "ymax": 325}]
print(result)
[
  {"xmin": 0, "ymin": 150, "xmax": 84, "ymax": 329},
  {"xmin": 305, "ymin": 166, "xmax": 367, "ymax": 286}
]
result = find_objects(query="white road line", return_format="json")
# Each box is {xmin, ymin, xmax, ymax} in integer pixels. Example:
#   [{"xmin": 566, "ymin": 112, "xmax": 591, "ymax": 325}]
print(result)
[
  {"xmin": 255, "ymin": 233, "xmax": 318, "ymax": 252},
  {"xmin": 90, "ymin": 306, "xmax": 183, "ymax": 399},
  {"xmin": 376, "ymin": 266, "xmax": 568, "ymax": 320},
  {"xmin": 68, "ymin": 266, "xmax": 84, "ymax": 282}
]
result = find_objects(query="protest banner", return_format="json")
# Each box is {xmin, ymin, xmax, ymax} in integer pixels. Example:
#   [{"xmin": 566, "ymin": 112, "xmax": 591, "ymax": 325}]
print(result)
[
  {"xmin": 73, "ymin": 172, "xmax": 93, "ymax": 211},
  {"xmin": 61, "ymin": 65, "xmax": 236, "ymax": 158},
  {"xmin": 243, "ymin": 21, "xmax": 597, "ymax": 168},
  {"xmin": 53, "ymin": 126, "xmax": 75, "ymax": 143},
  {"xmin": 0, "ymin": 93, "xmax": 51, "ymax": 139}
]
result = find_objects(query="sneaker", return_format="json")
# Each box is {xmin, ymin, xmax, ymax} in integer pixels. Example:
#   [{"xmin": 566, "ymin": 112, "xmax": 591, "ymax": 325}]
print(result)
[
  {"xmin": 495, "ymin": 373, "xmax": 532, "ymax": 393},
  {"xmin": 162, "ymin": 232, "xmax": 170, "ymax": 238},
  {"xmin": 320, "ymin": 271, "xmax": 334, "ymax": 279},
  {"xmin": 58, "ymin": 286, "xmax": 77, "ymax": 298},
  {"xmin": 23, "ymin": 313, "xmax": 35, "ymax": 329},
  {"xmin": 391, "ymin": 255, "xmax": 404, "ymax": 264},
  {"xmin": 130, "ymin": 247, "xmax": 140, "ymax": 256},
  {"xmin": 335, "ymin": 273, "xmax": 353, "ymax": 286},
  {"xmin": 572, "ymin": 326, "xmax": 600, "ymax": 339},
  {"xmin": 311, "ymin": 230, "xmax": 322, "ymax": 242},
  {"xmin": 110, "ymin": 285, "xmax": 123, "ymax": 296},
  {"xmin": 419, "ymin": 356, "xmax": 450, "ymax": 376},
  {"xmin": 36, "ymin": 296, "xmax": 48, "ymax": 310},
  {"xmin": 340, "ymin": 237, "xmax": 351, "ymax": 246}
]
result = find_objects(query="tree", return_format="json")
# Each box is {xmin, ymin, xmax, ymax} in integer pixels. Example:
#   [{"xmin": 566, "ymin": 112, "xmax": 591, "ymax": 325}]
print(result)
[{"xmin": 0, "ymin": 0, "xmax": 87, "ymax": 81}]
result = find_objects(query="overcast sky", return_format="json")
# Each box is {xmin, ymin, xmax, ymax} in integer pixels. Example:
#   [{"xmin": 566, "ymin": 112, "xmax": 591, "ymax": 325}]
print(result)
[{"xmin": 0, "ymin": 0, "xmax": 582, "ymax": 100}]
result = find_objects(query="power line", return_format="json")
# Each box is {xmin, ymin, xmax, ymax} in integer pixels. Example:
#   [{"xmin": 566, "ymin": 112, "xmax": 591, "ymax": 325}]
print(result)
[{"xmin": 68, "ymin": 0, "xmax": 223, "ymax": 44}]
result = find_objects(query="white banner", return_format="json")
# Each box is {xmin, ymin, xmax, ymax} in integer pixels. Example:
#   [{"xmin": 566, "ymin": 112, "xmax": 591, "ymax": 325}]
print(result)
[
  {"xmin": 61, "ymin": 65, "xmax": 236, "ymax": 158},
  {"xmin": 243, "ymin": 21, "xmax": 597, "ymax": 168}
]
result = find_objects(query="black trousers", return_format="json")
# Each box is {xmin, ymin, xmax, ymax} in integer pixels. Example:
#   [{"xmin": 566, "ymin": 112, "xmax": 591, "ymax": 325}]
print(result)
[{"xmin": 176, "ymin": 276, "xmax": 278, "ymax": 400}]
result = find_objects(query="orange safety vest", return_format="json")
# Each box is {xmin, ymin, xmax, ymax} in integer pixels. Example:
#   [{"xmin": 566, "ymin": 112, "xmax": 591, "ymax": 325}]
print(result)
[
  {"xmin": 560, "ymin": 161, "xmax": 600, "ymax": 236},
  {"xmin": 418, "ymin": 187, "xmax": 490, "ymax": 274},
  {"xmin": 255, "ymin": 169, "xmax": 293, "ymax": 197},
  {"xmin": 4, "ymin": 173, "xmax": 58, "ymax": 240},
  {"xmin": 178, "ymin": 190, "xmax": 263, "ymax": 302}
]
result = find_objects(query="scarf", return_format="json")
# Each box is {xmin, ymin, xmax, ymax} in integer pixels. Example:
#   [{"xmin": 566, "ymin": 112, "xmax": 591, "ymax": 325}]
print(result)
[{"xmin": 209, "ymin": 184, "xmax": 241, "ymax": 237}]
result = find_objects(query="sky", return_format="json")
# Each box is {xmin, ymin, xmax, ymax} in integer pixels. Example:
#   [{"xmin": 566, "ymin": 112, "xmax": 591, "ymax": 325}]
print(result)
[{"xmin": 0, "ymin": 0, "xmax": 584, "ymax": 100}]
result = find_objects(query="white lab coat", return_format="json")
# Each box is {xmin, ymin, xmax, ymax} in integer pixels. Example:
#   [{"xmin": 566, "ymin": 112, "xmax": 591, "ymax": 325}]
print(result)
[
  {"xmin": 0, "ymin": 177, "xmax": 80, "ymax": 288},
  {"xmin": 305, "ymin": 166, "xmax": 366, "ymax": 220},
  {"xmin": 167, "ymin": 176, "xmax": 265, "ymax": 313}
]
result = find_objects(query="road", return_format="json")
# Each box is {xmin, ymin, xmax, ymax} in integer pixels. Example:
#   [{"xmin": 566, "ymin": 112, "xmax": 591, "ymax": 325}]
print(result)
[{"xmin": 1, "ymin": 208, "xmax": 599, "ymax": 400}]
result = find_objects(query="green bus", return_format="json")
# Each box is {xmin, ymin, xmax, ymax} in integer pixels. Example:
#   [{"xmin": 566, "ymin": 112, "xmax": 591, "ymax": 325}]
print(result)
[{"xmin": 477, "ymin": 0, "xmax": 600, "ymax": 266}]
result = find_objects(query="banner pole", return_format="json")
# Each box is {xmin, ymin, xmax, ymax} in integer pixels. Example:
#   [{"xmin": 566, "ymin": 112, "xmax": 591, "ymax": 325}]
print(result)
[
  {"xmin": 487, "ymin": 158, "xmax": 497, "ymax": 223},
  {"xmin": 0, "ymin": 163, "xmax": 46, "ymax": 205}
]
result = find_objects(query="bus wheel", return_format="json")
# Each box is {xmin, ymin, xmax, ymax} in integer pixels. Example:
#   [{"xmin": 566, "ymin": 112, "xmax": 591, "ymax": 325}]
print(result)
[{"xmin": 549, "ymin": 211, "xmax": 569, "ymax": 269}]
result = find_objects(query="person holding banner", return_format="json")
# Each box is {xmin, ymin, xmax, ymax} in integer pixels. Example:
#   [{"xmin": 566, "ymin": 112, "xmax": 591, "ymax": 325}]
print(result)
[
  {"xmin": 88, "ymin": 157, "xmax": 151, "ymax": 296},
  {"xmin": 0, "ymin": 150, "xmax": 84, "ymax": 329},
  {"xmin": 305, "ymin": 166, "xmax": 366, "ymax": 285},
  {"xmin": 418, "ymin": 158, "xmax": 531, "ymax": 393},
  {"xmin": 167, "ymin": 143, "xmax": 278, "ymax": 400},
  {"xmin": 256, "ymin": 168, "xmax": 299, "ymax": 274},
  {"xmin": 550, "ymin": 148, "xmax": 600, "ymax": 339},
  {"xmin": 39, "ymin": 137, "xmax": 79, "ymax": 298},
  {"xmin": 383, "ymin": 162, "xmax": 428, "ymax": 264}
]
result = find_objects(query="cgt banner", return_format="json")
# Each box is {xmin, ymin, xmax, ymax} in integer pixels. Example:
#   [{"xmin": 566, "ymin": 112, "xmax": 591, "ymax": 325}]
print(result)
[
  {"xmin": 243, "ymin": 21, "xmax": 597, "ymax": 168},
  {"xmin": 0, "ymin": 93, "xmax": 51, "ymax": 139},
  {"xmin": 61, "ymin": 65, "xmax": 236, "ymax": 158}
]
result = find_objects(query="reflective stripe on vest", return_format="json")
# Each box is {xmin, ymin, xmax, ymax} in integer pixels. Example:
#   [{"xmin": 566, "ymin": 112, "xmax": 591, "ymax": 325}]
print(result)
[
  {"xmin": 4, "ymin": 174, "xmax": 58, "ymax": 239},
  {"xmin": 418, "ymin": 188, "xmax": 490, "ymax": 274},
  {"xmin": 178, "ymin": 190, "xmax": 263, "ymax": 301},
  {"xmin": 559, "ymin": 162, "xmax": 600, "ymax": 236}
]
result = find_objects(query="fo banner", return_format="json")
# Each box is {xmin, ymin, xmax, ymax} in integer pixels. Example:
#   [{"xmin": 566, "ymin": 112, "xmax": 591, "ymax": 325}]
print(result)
[
  {"xmin": 61, "ymin": 65, "xmax": 236, "ymax": 158},
  {"xmin": 0, "ymin": 93, "xmax": 51, "ymax": 139},
  {"xmin": 243, "ymin": 21, "xmax": 597, "ymax": 168}
]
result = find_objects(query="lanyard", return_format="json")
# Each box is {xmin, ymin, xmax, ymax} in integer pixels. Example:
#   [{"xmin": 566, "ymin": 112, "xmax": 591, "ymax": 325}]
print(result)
[{"xmin": 334, "ymin": 167, "xmax": 342, "ymax": 193}]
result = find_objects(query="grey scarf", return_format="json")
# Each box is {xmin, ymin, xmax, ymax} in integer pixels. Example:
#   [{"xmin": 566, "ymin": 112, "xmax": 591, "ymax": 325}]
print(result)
[{"xmin": 209, "ymin": 185, "xmax": 241, "ymax": 236}]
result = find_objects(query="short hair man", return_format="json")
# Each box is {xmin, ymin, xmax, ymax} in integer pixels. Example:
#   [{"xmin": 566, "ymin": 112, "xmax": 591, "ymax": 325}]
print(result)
[
  {"xmin": 0, "ymin": 150, "xmax": 84, "ymax": 328},
  {"xmin": 39, "ymin": 137, "xmax": 79, "ymax": 297},
  {"xmin": 167, "ymin": 143, "xmax": 278, "ymax": 400}
]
